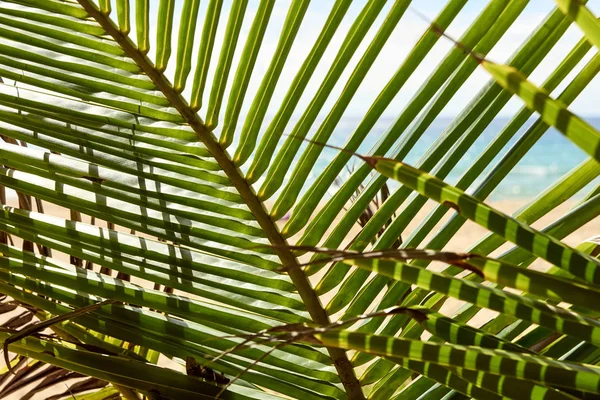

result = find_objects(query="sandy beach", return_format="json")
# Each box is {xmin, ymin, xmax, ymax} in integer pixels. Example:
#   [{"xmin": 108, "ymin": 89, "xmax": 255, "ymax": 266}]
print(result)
[
  {"xmin": 279, "ymin": 197, "xmax": 599, "ymax": 271},
  {"xmin": 0, "ymin": 195, "xmax": 597, "ymax": 399}
]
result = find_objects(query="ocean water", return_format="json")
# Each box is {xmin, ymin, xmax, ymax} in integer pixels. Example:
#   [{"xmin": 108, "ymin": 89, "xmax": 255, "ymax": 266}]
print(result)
[
  {"xmin": 6, "ymin": 115, "xmax": 598, "ymax": 203},
  {"xmin": 279, "ymin": 116, "xmax": 600, "ymax": 202}
]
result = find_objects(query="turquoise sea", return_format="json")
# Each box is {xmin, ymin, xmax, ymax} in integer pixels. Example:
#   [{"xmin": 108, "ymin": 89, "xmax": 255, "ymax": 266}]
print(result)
[{"xmin": 294, "ymin": 116, "xmax": 600, "ymax": 201}]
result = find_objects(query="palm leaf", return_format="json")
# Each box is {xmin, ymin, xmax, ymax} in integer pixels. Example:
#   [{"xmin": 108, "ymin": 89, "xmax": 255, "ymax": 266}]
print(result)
[{"xmin": 0, "ymin": 0, "xmax": 598, "ymax": 398}]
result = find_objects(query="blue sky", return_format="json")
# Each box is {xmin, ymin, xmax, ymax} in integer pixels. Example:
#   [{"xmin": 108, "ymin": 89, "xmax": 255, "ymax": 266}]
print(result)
[{"xmin": 137, "ymin": 1, "xmax": 600, "ymax": 121}]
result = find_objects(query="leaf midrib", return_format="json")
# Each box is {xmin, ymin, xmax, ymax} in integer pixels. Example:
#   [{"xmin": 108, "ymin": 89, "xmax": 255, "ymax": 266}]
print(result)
[{"xmin": 73, "ymin": 1, "xmax": 364, "ymax": 398}]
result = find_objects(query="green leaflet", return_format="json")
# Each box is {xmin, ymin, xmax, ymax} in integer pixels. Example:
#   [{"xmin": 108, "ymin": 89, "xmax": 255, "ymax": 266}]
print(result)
[
  {"xmin": 482, "ymin": 60, "xmax": 600, "ymax": 163},
  {"xmin": 173, "ymin": 0, "xmax": 201, "ymax": 92},
  {"xmin": 256, "ymin": 0, "xmax": 389, "ymax": 193},
  {"xmin": 0, "ymin": 27, "xmax": 140, "ymax": 72},
  {"xmin": 265, "ymin": 0, "xmax": 413, "ymax": 205},
  {"xmin": 0, "ymin": 283, "xmax": 341, "ymax": 398},
  {"xmin": 13, "ymin": 0, "xmax": 89, "ymax": 19},
  {"xmin": 389, "ymin": 359, "xmax": 503, "ymax": 400},
  {"xmin": 402, "ymin": 306, "xmax": 531, "ymax": 354},
  {"xmin": 190, "ymin": 0, "xmax": 224, "ymax": 111},
  {"xmin": 302, "ymin": 5, "xmax": 575, "ymax": 274},
  {"xmin": 245, "ymin": 0, "xmax": 352, "ymax": 181},
  {"xmin": 0, "ymin": 280, "xmax": 336, "ymax": 382},
  {"xmin": 356, "ymin": 291, "xmax": 446, "ymax": 384},
  {"xmin": 465, "ymin": 256, "xmax": 600, "ymax": 310},
  {"xmin": 0, "ymin": 259, "xmax": 295, "ymax": 331},
  {"xmin": 339, "ymin": 257, "xmax": 600, "ymax": 346},
  {"xmin": 555, "ymin": 0, "xmax": 600, "ymax": 50},
  {"xmin": 315, "ymin": 330, "xmax": 600, "ymax": 394},
  {"xmin": 372, "ymin": 158, "xmax": 600, "ymax": 285},
  {"xmin": 391, "ymin": 359, "xmax": 577, "ymax": 400},
  {"xmin": 136, "ymin": 0, "xmax": 150, "ymax": 54},
  {"xmin": 0, "ymin": 44, "xmax": 152, "ymax": 88},
  {"xmin": 0, "ymin": 14, "xmax": 121, "ymax": 54},
  {"xmin": 0, "ymin": 3, "xmax": 105, "ymax": 36},
  {"xmin": 99, "ymin": 0, "xmax": 111, "ymax": 14},
  {"xmin": 217, "ymin": 0, "xmax": 273, "ymax": 143},
  {"xmin": 232, "ymin": 0, "xmax": 309, "ymax": 164},
  {"xmin": 77, "ymin": 387, "xmax": 122, "ymax": 400},
  {"xmin": 3, "ymin": 0, "xmax": 600, "ymax": 398},
  {"xmin": 0, "ymin": 239, "xmax": 302, "ymax": 316},
  {"xmin": 398, "ymin": 50, "xmax": 599, "ymax": 268},
  {"xmin": 305, "ymin": 8, "xmax": 578, "ymax": 296},
  {"xmin": 275, "ymin": 0, "xmax": 513, "ymax": 228},
  {"xmin": 155, "ymin": 0, "xmax": 175, "ymax": 72},
  {"xmin": 0, "ymin": 212, "xmax": 288, "ymax": 290},
  {"xmin": 369, "ymin": 366, "xmax": 412, "ymax": 400},
  {"xmin": 206, "ymin": 0, "xmax": 248, "ymax": 130},
  {"xmin": 2, "ymin": 298, "xmax": 117, "ymax": 373},
  {"xmin": 116, "ymin": 0, "xmax": 130, "ymax": 34},
  {"xmin": 1, "ymin": 332, "xmax": 271, "ymax": 400}
]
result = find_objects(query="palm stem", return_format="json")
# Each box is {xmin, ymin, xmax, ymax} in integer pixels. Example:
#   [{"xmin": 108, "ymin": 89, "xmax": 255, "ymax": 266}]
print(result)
[{"xmin": 74, "ymin": 1, "xmax": 364, "ymax": 398}]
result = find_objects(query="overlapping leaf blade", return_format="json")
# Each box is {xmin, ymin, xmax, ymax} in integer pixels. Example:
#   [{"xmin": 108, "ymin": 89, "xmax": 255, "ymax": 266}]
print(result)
[{"xmin": 0, "ymin": 0, "xmax": 599, "ymax": 398}]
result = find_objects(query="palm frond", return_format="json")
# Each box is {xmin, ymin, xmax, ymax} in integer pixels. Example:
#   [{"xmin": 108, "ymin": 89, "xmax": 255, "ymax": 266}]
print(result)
[{"xmin": 0, "ymin": 0, "xmax": 598, "ymax": 398}]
